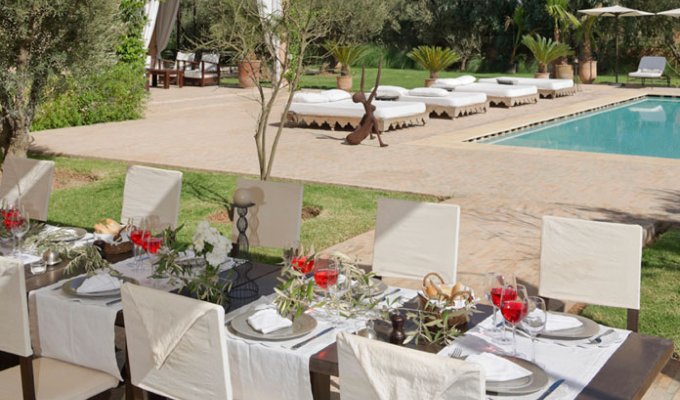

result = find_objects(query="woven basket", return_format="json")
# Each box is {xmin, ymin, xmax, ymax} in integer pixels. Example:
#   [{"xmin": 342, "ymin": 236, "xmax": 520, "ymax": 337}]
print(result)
[{"xmin": 418, "ymin": 272, "xmax": 474, "ymax": 328}]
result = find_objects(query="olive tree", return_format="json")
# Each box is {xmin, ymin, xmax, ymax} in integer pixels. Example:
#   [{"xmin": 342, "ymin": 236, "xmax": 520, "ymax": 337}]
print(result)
[{"xmin": 0, "ymin": 0, "xmax": 121, "ymax": 160}]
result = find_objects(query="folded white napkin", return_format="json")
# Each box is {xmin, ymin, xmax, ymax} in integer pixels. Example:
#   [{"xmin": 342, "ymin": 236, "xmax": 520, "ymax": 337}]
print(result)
[
  {"xmin": 76, "ymin": 274, "xmax": 122, "ymax": 294},
  {"xmin": 247, "ymin": 308, "xmax": 293, "ymax": 334},
  {"xmin": 546, "ymin": 313, "xmax": 583, "ymax": 332},
  {"xmin": 466, "ymin": 352, "xmax": 532, "ymax": 382}
]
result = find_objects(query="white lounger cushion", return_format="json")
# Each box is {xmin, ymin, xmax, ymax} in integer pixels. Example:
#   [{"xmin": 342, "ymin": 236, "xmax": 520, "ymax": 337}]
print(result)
[
  {"xmin": 292, "ymin": 92, "xmax": 329, "ymax": 104},
  {"xmin": 374, "ymin": 85, "xmax": 410, "ymax": 99},
  {"xmin": 407, "ymin": 87, "xmax": 450, "ymax": 97},
  {"xmin": 398, "ymin": 92, "xmax": 487, "ymax": 107},
  {"xmin": 478, "ymin": 77, "xmax": 573, "ymax": 90},
  {"xmin": 320, "ymin": 89, "xmax": 352, "ymax": 102},
  {"xmin": 289, "ymin": 100, "xmax": 426, "ymax": 120},
  {"xmin": 629, "ymin": 71, "xmax": 664, "ymax": 78},
  {"xmin": 454, "ymin": 83, "xmax": 537, "ymax": 97},
  {"xmin": 431, "ymin": 75, "xmax": 477, "ymax": 89}
]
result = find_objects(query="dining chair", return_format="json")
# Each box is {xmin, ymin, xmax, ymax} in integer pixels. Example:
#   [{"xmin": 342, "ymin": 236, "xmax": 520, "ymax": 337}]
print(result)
[
  {"xmin": 337, "ymin": 332, "xmax": 485, "ymax": 400},
  {"xmin": 372, "ymin": 198, "xmax": 461, "ymax": 283},
  {"xmin": 0, "ymin": 257, "xmax": 118, "ymax": 400},
  {"xmin": 232, "ymin": 178, "xmax": 303, "ymax": 249},
  {"xmin": 0, "ymin": 155, "xmax": 55, "ymax": 221},
  {"xmin": 121, "ymin": 283, "xmax": 232, "ymax": 400},
  {"xmin": 120, "ymin": 165, "xmax": 183, "ymax": 229},
  {"xmin": 539, "ymin": 216, "xmax": 643, "ymax": 331}
]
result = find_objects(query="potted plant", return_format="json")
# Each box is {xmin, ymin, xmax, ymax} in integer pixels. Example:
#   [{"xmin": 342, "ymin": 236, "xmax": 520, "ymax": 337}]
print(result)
[
  {"xmin": 546, "ymin": 0, "xmax": 580, "ymax": 79},
  {"xmin": 577, "ymin": 15, "xmax": 598, "ymax": 84},
  {"xmin": 324, "ymin": 42, "xmax": 369, "ymax": 92},
  {"xmin": 406, "ymin": 46, "xmax": 460, "ymax": 87},
  {"xmin": 522, "ymin": 34, "xmax": 572, "ymax": 79},
  {"xmin": 238, "ymin": 51, "xmax": 261, "ymax": 88}
]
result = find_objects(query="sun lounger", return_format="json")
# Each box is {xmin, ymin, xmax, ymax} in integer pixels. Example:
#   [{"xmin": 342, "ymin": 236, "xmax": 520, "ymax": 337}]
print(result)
[
  {"xmin": 287, "ymin": 98, "xmax": 428, "ymax": 132},
  {"xmin": 394, "ymin": 87, "xmax": 488, "ymax": 118},
  {"xmin": 452, "ymin": 83, "xmax": 538, "ymax": 107},
  {"xmin": 430, "ymin": 75, "xmax": 477, "ymax": 90},
  {"xmin": 628, "ymin": 56, "xmax": 670, "ymax": 86},
  {"xmin": 477, "ymin": 77, "xmax": 575, "ymax": 99}
]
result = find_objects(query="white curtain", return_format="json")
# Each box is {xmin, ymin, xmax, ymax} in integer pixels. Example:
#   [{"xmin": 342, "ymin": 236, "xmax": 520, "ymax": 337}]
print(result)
[
  {"xmin": 257, "ymin": 0, "xmax": 283, "ymax": 82},
  {"xmin": 142, "ymin": 0, "xmax": 160, "ymax": 50},
  {"xmin": 153, "ymin": 0, "xmax": 181, "ymax": 60}
]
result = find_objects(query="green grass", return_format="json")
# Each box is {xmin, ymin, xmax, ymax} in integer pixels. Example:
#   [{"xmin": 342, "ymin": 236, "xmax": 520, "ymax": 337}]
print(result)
[
  {"xmin": 35, "ymin": 154, "xmax": 439, "ymax": 262},
  {"xmin": 582, "ymin": 229, "xmax": 680, "ymax": 356}
]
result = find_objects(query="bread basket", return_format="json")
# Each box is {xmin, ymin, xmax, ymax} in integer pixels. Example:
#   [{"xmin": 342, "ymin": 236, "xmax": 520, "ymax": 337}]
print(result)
[{"xmin": 418, "ymin": 272, "xmax": 476, "ymax": 328}]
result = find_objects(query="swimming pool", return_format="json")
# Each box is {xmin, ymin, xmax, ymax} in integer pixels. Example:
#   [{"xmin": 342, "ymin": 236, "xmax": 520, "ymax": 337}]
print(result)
[{"xmin": 485, "ymin": 97, "xmax": 680, "ymax": 159}]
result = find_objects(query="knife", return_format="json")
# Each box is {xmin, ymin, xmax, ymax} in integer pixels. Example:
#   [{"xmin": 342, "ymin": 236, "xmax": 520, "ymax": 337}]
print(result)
[
  {"xmin": 536, "ymin": 379, "xmax": 565, "ymax": 400},
  {"xmin": 291, "ymin": 327, "xmax": 334, "ymax": 350},
  {"xmin": 106, "ymin": 298, "xmax": 122, "ymax": 306}
]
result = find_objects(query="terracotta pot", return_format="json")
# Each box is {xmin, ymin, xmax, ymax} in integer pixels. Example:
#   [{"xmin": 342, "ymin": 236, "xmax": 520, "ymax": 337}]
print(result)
[
  {"xmin": 579, "ymin": 60, "xmax": 597, "ymax": 84},
  {"xmin": 337, "ymin": 75, "xmax": 353, "ymax": 92},
  {"xmin": 238, "ymin": 59, "xmax": 261, "ymax": 88},
  {"xmin": 534, "ymin": 72, "xmax": 550, "ymax": 79},
  {"xmin": 554, "ymin": 63, "xmax": 574, "ymax": 79},
  {"xmin": 424, "ymin": 78, "xmax": 436, "ymax": 87}
]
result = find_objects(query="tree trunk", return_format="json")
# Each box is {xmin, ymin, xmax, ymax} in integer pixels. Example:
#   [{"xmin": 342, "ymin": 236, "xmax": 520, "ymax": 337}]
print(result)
[{"xmin": 0, "ymin": 115, "xmax": 31, "ymax": 161}]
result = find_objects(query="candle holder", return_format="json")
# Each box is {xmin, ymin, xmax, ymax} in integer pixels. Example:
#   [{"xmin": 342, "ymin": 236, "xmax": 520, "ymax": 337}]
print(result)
[{"xmin": 234, "ymin": 202, "xmax": 254, "ymax": 259}]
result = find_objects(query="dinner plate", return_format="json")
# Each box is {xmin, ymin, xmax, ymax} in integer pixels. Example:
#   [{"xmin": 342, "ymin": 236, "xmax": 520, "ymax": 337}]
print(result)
[
  {"xmin": 230, "ymin": 310, "xmax": 317, "ymax": 341},
  {"xmin": 49, "ymin": 227, "xmax": 88, "ymax": 242},
  {"xmin": 61, "ymin": 275, "xmax": 137, "ymax": 298},
  {"xmin": 536, "ymin": 312, "xmax": 600, "ymax": 340},
  {"xmin": 486, "ymin": 356, "xmax": 549, "ymax": 395}
]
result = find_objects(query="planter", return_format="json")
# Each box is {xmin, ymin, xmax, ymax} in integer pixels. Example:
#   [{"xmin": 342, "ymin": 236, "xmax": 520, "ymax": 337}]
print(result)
[
  {"xmin": 424, "ymin": 78, "xmax": 436, "ymax": 87},
  {"xmin": 554, "ymin": 63, "xmax": 573, "ymax": 79},
  {"xmin": 534, "ymin": 72, "xmax": 550, "ymax": 79},
  {"xmin": 238, "ymin": 59, "xmax": 261, "ymax": 88},
  {"xmin": 337, "ymin": 75, "xmax": 353, "ymax": 92},
  {"xmin": 579, "ymin": 60, "xmax": 597, "ymax": 84}
]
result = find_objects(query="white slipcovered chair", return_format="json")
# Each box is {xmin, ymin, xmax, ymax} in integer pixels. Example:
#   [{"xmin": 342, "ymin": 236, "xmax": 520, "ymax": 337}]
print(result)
[
  {"xmin": 539, "ymin": 216, "xmax": 643, "ymax": 331},
  {"xmin": 337, "ymin": 332, "xmax": 485, "ymax": 400},
  {"xmin": 232, "ymin": 178, "xmax": 303, "ymax": 249},
  {"xmin": 120, "ymin": 165, "xmax": 183, "ymax": 229},
  {"xmin": 121, "ymin": 283, "xmax": 232, "ymax": 400},
  {"xmin": 0, "ymin": 155, "xmax": 55, "ymax": 221},
  {"xmin": 184, "ymin": 52, "xmax": 221, "ymax": 86},
  {"xmin": 0, "ymin": 257, "xmax": 118, "ymax": 399},
  {"xmin": 628, "ymin": 56, "xmax": 670, "ymax": 86},
  {"xmin": 372, "ymin": 198, "xmax": 461, "ymax": 283}
]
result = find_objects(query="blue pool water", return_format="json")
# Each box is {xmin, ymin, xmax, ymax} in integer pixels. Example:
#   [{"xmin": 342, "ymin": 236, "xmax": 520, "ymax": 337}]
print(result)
[{"xmin": 486, "ymin": 97, "xmax": 680, "ymax": 159}]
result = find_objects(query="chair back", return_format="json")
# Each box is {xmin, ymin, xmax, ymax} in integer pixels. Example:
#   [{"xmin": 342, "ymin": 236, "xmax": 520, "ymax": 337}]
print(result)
[
  {"xmin": 638, "ymin": 56, "xmax": 666, "ymax": 73},
  {"xmin": 201, "ymin": 53, "xmax": 220, "ymax": 72},
  {"xmin": 0, "ymin": 155, "xmax": 55, "ymax": 221},
  {"xmin": 539, "ymin": 216, "xmax": 642, "ymax": 310},
  {"xmin": 0, "ymin": 257, "xmax": 32, "ymax": 357},
  {"xmin": 232, "ymin": 178, "xmax": 303, "ymax": 249},
  {"xmin": 121, "ymin": 165, "xmax": 182, "ymax": 229},
  {"xmin": 373, "ymin": 198, "xmax": 460, "ymax": 282},
  {"xmin": 175, "ymin": 51, "xmax": 195, "ymax": 70},
  {"xmin": 337, "ymin": 332, "xmax": 484, "ymax": 400},
  {"xmin": 122, "ymin": 284, "xmax": 231, "ymax": 400}
]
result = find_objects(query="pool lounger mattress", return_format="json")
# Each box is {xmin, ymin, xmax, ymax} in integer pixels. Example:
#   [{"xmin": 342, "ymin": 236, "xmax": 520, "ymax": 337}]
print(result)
[
  {"xmin": 453, "ymin": 83, "xmax": 539, "ymax": 107},
  {"xmin": 287, "ymin": 100, "xmax": 428, "ymax": 132},
  {"xmin": 478, "ymin": 77, "xmax": 576, "ymax": 98},
  {"xmin": 397, "ymin": 92, "xmax": 488, "ymax": 118}
]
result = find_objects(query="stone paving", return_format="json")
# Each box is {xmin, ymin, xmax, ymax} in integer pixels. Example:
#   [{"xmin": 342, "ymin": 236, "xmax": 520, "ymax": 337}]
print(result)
[{"xmin": 32, "ymin": 82, "xmax": 680, "ymax": 396}]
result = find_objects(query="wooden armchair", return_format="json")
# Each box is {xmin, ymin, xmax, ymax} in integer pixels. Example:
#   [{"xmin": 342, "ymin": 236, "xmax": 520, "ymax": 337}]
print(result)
[{"xmin": 183, "ymin": 52, "xmax": 221, "ymax": 86}]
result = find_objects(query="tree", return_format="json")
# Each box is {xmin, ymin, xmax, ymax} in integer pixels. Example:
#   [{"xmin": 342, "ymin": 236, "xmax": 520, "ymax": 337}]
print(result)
[
  {"xmin": 0, "ymin": 1, "xmax": 122, "ymax": 161},
  {"xmin": 505, "ymin": 5, "xmax": 531, "ymax": 67},
  {"xmin": 522, "ymin": 34, "xmax": 572, "ymax": 73}
]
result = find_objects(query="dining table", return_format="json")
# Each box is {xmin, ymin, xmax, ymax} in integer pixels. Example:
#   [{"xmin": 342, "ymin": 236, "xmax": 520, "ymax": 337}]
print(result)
[{"xmin": 14, "ymin": 248, "xmax": 675, "ymax": 400}]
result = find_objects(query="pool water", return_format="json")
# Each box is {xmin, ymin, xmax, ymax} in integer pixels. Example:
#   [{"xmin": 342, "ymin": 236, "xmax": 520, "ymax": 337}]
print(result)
[{"xmin": 486, "ymin": 97, "xmax": 680, "ymax": 159}]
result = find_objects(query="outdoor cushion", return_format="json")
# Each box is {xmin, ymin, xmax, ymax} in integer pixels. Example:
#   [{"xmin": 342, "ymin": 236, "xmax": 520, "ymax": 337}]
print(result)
[
  {"xmin": 398, "ymin": 92, "xmax": 487, "ymax": 107},
  {"xmin": 407, "ymin": 87, "xmax": 450, "ymax": 97},
  {"xmin": 184, "ymin": 70, "xmax": 219, "ymax": 79},
  {"xmin": 454, "ymin": 82, "xmax": 537, "ymax": 97},
  {"xmin": 479, "ymin": 77, "xmax": 573, "ymax": 90},
  {"xmin": 640, "ymin": 68, "xmax": 662, "ymax": 74},
  {"xmin": 292, "ymin": 92, "xmax": 330, "ymax": 104},
  {"xmin": 289, "ymin": 100, "xmax": 426, "ymax": 120},
  {"xmin": 320, "ymin": 89, "xmax": 352, "ymax": 102},
  {"xmin": 431, "ymin": 75, "xmax": 477, "ymax": 89},
  {"xmin": 374, "ymin": 85, "xmax": 409, "ymax": 99},
  {"xmin": 631, "ymin": 56, "xmax": 666, "ymax": 77},
  {"xmin": 202, "ymin": 53, "xmax": 220, "ymax": 72},
  {"xmin": 497, "ymin": 78, "xmax": 519, "ymax": 85}
]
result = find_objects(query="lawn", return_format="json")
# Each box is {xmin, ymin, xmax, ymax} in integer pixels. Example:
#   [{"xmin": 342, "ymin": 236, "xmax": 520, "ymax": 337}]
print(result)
[
  {"xmin": 35, "ymin": 154, "xmax": 439, "ymax": 262},
  {"xmin": 581, "ymin": 229, "xmax": 680, "ymax": 356}
]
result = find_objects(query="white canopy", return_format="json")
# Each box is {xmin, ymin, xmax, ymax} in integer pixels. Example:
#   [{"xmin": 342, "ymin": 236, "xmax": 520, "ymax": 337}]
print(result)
[
  {"xmin": 579, "ymin": 5, "xmax": 653, "ymax": 17},
  {"xmin": 658, "ymin": 8, "xmax": 680, "ymax": 17}
]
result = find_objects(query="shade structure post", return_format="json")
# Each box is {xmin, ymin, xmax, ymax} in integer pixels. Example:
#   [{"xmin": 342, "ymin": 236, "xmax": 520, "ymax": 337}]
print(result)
[{"xmin": 615, "ymin": 15, "xmax": 619, "ymax": 83}]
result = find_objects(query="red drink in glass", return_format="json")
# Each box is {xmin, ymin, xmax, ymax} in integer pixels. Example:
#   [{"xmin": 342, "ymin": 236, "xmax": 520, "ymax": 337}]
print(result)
[
  {"xmin": 145, "ymin": 237, "xmax": 163, "ymax": 254},
  {"xmin": 314, "ymin": 269, "xmax": 338, "ymax": 289},
  {"xmin": 130, "ymin": 230, "xmax": 150, "ymax": 246},
  {"xmin": 502, "ymin": 301, "xmax": 528, "ymax": 325},
  {"xmin": 491, "ymin": 287, "xmax": 517, "ymax": 307}
]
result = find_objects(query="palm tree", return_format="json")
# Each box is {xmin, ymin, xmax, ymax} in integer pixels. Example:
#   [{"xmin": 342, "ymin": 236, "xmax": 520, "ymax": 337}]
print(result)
[
  {"xmin": 407, "ymin": 46, "xmax": 460, "ymax": 79},
  {"xmin": 522, "ymin": 34, "xmax": 573, "ymax": 74},
  {"xmin": 505, "ymin": 5, "xmax": 532, "ymax": 67},
  {"xmin": 545, "ymin": 0, "xmax": 580, "ymax": 43},
  {"xmin": 324, "ymin": 41, "xmax": 369, "ymax": 76}
]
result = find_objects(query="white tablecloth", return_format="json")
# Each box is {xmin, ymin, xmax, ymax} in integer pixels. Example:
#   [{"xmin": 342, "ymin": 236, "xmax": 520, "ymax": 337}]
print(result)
[{"xmin": 438, "ymin": 314, "xmax": 630, "ymax": 400}]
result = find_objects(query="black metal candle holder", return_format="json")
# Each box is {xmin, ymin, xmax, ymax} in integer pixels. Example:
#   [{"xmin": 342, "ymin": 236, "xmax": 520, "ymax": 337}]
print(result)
[{"xmin": 235, "ymin": 202, "xmax": 255, "ymax": 260}]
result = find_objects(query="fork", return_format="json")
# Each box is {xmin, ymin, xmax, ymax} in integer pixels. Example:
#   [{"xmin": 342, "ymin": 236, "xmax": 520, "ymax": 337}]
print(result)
[{"xmin": 449, "ymin": 346, "xmax": 464, "ymax": 359}]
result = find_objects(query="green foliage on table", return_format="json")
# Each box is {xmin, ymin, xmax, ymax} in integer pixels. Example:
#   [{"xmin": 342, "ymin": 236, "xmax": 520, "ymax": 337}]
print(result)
[
  {"xmin": 402, "ymin": 304, "xmax": 465, "ymax": 346},
  {"xmin": 66, "ymin": 246, "xmax": 118, "ymax": 276}
]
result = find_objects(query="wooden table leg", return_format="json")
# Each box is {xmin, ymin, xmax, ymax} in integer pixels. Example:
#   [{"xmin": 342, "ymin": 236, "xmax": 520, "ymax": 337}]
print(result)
[
  {"xmin": 151, "ymin": 72, "xmax": 158, "ymax": 88},
  {"xmin": 310, "ymin": 371, "xmax": 331, "ymax": 400},
  {"xmin": 178, "ymin": 71, "xmax": 184, "ymax": 88},
  {"xmin": 163, "ymin": 71, "xmax": 170, "ymax": 89}
]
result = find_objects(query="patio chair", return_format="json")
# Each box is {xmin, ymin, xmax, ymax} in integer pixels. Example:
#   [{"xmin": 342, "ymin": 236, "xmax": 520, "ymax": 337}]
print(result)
[
  {"xmin": 539, "ymin": 216, "xmax": 643, "ymax": 331},
  {"xmin": 121, "ymin": 284, "xmax": 232, "ymax": 400},
  {"xmin": 372, "ymin": 198, "xmax": 461, "ymax": 283},
  {"xmin": 184, "ymin": 52, "xmax": 221, "ymax": 86},
  {"xmin": 0, "ymin": 155, "xmax": 55, "ymax": 221},
  {"xmin": 0, "ymin": 257, "xmax": 118, "ymax": 399},
  {"xmin": 120, "ymin": 165, "xmax": 183, "ymax": 229},
  {"xmin": 232, "ymin": 178, "xmax": 303, "ymax": 249},
  {"xmin": 337, "ymin": 332, "xmax": 485, "ymax": 400},
  {"xmin": 628, "ymin": 56, "xmax": 670, "ymax": 86}
]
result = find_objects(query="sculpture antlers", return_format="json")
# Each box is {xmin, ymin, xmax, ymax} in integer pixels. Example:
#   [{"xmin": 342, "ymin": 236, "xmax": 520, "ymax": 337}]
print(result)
[{"xmin": 345, "ymin": 62, "xmax": 387, "ymax": 147}]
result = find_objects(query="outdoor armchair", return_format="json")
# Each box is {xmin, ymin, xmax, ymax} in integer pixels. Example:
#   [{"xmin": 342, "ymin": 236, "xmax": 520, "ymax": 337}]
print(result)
[
  {"xmin": 183, "ymin": 52, "xmax": 221, "ymax": 86},
  {"xmin": 628, "ymin": 56, "xmax": 670, "ymax": 86}
]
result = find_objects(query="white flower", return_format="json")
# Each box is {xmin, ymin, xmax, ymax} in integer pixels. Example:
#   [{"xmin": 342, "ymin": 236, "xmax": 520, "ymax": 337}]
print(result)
[{"xmin": 191, "ymin": 220, "xmax": 232, "ymax": 267}]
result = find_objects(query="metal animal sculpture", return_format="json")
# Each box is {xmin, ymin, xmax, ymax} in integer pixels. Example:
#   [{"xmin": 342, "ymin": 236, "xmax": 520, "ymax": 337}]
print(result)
[{"xmin": 345, "ymin": 63, "xmax": 387, "ymax": 147}]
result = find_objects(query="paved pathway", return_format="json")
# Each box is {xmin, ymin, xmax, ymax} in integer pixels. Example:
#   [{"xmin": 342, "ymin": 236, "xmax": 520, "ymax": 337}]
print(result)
[{"xmin": 33, "ymin": 83, "xmax": 680, "ymax": 396}]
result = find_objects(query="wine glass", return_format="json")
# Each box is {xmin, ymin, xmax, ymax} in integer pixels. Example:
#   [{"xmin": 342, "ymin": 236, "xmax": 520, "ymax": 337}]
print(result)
[
  {"xmin": 521, "ymin": 296, "xmax": 547, "ymax": 364},
  {"xmin": 6, "ymin": 205, "xmax": 29, "ymax": 257},
  {"xmin": 130, "ymin": 217, "xmax": 151, "ymax": 268},
  {"xmin": 485, "ymin": 272, "xmax": 515, "ymax": 343},
  {"xmin": 500, "ymin": 283, "xmax": 529, "ymax": 356},
  {"xmin": 313, "ymin": 256, "xmax": 339, "ymax": 321}
]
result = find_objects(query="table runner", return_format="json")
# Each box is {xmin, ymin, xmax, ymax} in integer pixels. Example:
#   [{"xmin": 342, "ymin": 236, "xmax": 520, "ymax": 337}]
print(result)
[{"xmin": 438, "ymin": 315, "xmax": 630, "ymax": 400}]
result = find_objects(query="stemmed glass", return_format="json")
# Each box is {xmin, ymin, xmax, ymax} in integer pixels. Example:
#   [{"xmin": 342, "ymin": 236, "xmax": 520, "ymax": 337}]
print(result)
[
  {"xmin": 500, "ymin": 283, "xmax": 529, "ymax": 356},
  {"xmin": 521, "ymin": 296, "xmax": 547, "ymax": 364},
  {"xmin": 485, "ymin": 272, "xmax": 515, "ymax": 343},
  {"xmin": 129, "ymin": 217, "xmax": 151, "ymax": 268},
  {"xmin": 313, "ymin": 256, "xmax": 339, "ymax": 321},
  {"xmin": 4, "ymin": 204, "xmax": 29, "ymax": 257}
]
